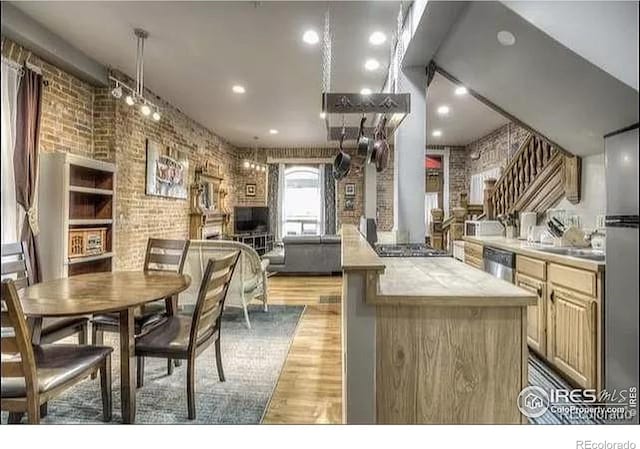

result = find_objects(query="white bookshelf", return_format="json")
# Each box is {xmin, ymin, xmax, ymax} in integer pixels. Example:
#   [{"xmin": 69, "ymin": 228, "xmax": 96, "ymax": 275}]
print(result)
[{"xmin": 38, "ymin": 152, "xmax": 116, "ymax": 280}]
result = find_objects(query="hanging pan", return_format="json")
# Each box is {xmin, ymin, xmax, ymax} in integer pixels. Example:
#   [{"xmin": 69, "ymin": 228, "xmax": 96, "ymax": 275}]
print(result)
[
  {"xmin": 333, "ymin": 126, "xmax": 351, "ymax": 180},
  {"xmin": 357, "ymin": 116, "xmax": 373, "ymax": 157}
]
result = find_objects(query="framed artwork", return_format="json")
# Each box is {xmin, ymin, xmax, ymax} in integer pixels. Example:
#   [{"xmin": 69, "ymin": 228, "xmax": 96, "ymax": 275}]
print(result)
[
  {"xmin": 245, "ymin": 183, "xmax": 257, "ymax": 197},
  {"xmin": 345, "ymin": 183, "xmax": 356, "ymax": 197},
  {"xmin": 145, "ymin": 139, "xmax": 189, "ymax": 200},
  {"xmin": 344, "ymin": 197, "xmax": 355, "ymax": 211}
]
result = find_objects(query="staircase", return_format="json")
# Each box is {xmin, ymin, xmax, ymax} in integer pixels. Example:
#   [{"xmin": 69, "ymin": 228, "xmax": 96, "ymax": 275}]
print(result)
[
  {"xmin": 431, "ymin": 133, "xmax": 581, "ymax": 251},
  {"xmin": 489, "ymin": 134, "xmax": 581, "ymax": 217}
]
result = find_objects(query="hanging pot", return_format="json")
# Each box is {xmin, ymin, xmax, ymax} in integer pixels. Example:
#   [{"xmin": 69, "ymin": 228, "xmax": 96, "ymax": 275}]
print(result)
[
  {"xmin": 357, "ymin": 116, "xmax": 373, "ymax": 157},
  {"xmin": 333, "ymin": 128, "xmax": 351, "ymax": 180},
  {"xmin": 370, "ymin": 116, "xmax": 389, "ymax": 172}
]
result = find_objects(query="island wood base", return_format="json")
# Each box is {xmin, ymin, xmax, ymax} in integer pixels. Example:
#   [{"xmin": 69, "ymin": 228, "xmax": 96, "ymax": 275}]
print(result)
[
  {"xmin": 340, "ymin": 225, "xmax": 534, "ymax": 424},
  {"xmin": 376, "ymin": 304, "xmax": 527, "ymax": 424}
]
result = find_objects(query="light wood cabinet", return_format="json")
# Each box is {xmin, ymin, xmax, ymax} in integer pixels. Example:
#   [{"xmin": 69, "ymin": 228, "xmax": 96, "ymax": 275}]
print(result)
[
  {"xmin": 547, "ymin": 285, "xmax": 597, "ymax": 389},
  {"xmin": 516, "ymin": 273, "xmax": 546, "ymax": 356},
  {"xmin": 515, "ymin": 257, "xmax": 602, "ymax": 390},
  {"xmin": 464, "ymin": 241, "xmax": 484, "ymax": 270}
]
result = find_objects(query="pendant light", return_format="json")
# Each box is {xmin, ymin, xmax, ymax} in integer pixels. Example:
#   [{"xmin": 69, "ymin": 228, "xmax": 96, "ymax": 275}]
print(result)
[
  {"xmin": 243, "ymin": 137, "xmax": 266, "ymax": 173},
  {"xmin": 109, "ymin": 28, "xmax": 161, "ymax": 121}
]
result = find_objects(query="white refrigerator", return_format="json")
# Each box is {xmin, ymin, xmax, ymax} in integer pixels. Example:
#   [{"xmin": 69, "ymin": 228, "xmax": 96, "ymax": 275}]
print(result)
[{"xmin": 604, "ymin": 124, "xmax": 639, "ymax": 424}]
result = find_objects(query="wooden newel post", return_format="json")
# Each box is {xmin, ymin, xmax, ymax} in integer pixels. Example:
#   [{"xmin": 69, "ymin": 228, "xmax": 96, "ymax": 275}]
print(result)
[
  {"xmin": 458, "ymin": 192, "xmax": 468, "ymax": 210},
  {"xmin": 483, "ymin": 178, "xmax": 497, "ymax": 220},
  {"xmin": 451, "ymin": 207, "xmax": 466, "ymax": 242},
  {"xmin": 430, "ymin": 208, "xmax": 444, "ymax": 250}
]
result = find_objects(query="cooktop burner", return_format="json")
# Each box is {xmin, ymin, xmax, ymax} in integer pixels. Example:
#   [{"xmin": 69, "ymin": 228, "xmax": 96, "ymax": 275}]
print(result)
[{"xmin": 375, "ymin": 243, "xmax": 449, "ymax": 258}]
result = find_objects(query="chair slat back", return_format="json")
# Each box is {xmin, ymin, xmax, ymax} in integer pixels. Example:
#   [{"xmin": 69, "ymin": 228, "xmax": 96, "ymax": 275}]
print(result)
[
  {"xmin": 1, "ymin": 242, "xmax": 33, "ymax": 291},
  {"xmin": 189, "ymin": 251, "xmax": 240, "ymax": 350},
  {"xmin": 1, "ymin": 280, "xmax": 38, "ymax": 396},
  {"xmin": 143, "ymin": 239, "xmax": 190, "ymax": 273}
]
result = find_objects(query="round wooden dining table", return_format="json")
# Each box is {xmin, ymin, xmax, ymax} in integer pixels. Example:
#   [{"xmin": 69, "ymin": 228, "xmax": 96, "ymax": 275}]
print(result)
[{"xmin": 20, "ymin": 271, "xmax": 191, "ymax": 424}]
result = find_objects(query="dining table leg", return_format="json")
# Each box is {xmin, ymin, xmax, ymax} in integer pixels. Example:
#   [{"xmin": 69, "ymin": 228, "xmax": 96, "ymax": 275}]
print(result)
[{"xmin": 119, "ymin": 308, "xmax": 136, "ymax": 423}]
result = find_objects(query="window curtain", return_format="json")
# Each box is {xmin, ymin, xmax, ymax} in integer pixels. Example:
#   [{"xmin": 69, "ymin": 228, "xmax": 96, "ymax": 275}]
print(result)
[
  {"xmin": 469, "ymin": 166, "xmax": 502, "ymax": 204},
  {"xmin": 267, "ymin": 163, "xmax": 280, "ymax": 241},
  {"xmin": 323, "ymin": 163, "xmax": 336, "ymax": 235},
  {"xmin": 424, "ymin": 192, "xmax": 439, "ymax": 237},
  {"xmin": 1, "ymin": 60, "xmax": 20, "ymax": 244},
  {"xmin": 14, "ymin": 67, "xmax": 43, "ymax": 282}
]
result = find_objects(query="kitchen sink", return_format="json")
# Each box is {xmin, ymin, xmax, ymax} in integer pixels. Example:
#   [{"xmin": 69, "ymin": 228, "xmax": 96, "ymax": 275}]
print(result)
[{"xmin": 535, "ymin": 247, "xmax": 605, "ymax": 262}]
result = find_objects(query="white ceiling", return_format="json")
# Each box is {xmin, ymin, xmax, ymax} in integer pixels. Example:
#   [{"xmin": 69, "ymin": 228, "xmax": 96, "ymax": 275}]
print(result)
[
  {"xmin": 431, "ymin": 1, "xmax": 639, "ymax": 156},
  {"xmin": 503, "ymin": 1, "xmax": 639, "ymax": 91},
  {"xmin": 426, "ymin": 72, "xmax": 508, "ymax": 146},
  {"xmin": 11, "ymin": 1, "xmax": 400, "ymax": 148}
]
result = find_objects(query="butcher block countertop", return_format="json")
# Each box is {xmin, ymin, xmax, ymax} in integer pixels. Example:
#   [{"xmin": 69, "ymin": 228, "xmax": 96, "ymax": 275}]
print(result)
[
  {"xmin": 375, "ymin": 256, "xmax": 536, "ymax": 306},
  {"xmin": 463, "ymin": 236, "xmax": 605, "ymax": 272}
]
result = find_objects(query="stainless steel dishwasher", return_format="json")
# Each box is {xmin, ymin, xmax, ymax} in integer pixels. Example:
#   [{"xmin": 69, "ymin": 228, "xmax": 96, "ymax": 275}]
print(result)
[{"xmin": 483, "ymin": 246, "xmax": 515, "ymax": 283}]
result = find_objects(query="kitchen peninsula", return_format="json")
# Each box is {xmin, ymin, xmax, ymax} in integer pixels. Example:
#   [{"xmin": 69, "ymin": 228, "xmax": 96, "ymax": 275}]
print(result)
[{"xmin": 341, "ymin": 225, "xmax": 536, "ymax": 424}]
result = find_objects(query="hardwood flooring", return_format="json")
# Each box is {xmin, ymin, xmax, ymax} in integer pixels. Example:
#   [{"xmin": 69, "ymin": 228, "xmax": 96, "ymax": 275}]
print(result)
[{"xmin": 262, "ymin": 275, "xmax": 342, "ymax": 424}]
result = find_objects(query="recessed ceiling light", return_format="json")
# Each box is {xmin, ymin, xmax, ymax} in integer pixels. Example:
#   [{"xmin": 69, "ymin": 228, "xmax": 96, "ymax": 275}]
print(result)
[
  {"xmin": 269, "ymin": 129, "xmax": 279, "ymax": 135},
  {"xmin": 369, "ymin": 31, "xmax": 386, "ymax": 46},
  {"xmin": 302, "ymin": 30, "xmax": 319, "ymax": 45},
  {"xmin": 360, "ymin": 88, "xmax": 372, "ymax": 95},
  {"xmin": 437, "ymin": 105, "xmax": 450, "ymax": 116},
  {"xmin": 432, "ymin": 130, "xmax": 442, "ymax": 137},
  {"xmin": 454, "ymin": 86, "xmax": 468, "ymax": 96},
  {"xmin": 497, "ymin": 30, "xmax": 516, "ymax": 46},
  {"xmin": 319, "ymin": 112, "xmax": 327, "ymax": 119},
  {"xmin": 232, "ymin": 85, "xmax": 246, "ymax": 94},
  {"xmin": 364, "ymin": 58, "xmax": 380, "ymax": 71}
]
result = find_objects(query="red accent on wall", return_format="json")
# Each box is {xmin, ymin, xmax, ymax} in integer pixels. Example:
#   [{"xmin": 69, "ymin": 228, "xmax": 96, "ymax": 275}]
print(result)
[{"xmin": 425, "ymin": 156, "xmax": 442, "ymax": 169}]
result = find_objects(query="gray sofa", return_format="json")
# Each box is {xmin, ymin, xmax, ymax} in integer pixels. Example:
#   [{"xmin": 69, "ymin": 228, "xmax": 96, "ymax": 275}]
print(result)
[{"xmin": 263, "ymin": 235, "xmax": 341, "ymax": 274}]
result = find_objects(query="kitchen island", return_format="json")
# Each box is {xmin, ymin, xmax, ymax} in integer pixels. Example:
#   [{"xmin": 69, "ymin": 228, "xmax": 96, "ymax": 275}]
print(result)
[{"xmin": 341, "ymin": 225, "xmax": 536, "ymax": 424}]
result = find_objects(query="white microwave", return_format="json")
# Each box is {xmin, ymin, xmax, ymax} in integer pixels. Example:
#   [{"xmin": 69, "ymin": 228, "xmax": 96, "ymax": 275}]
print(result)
[{"xmin": 465, "ymin": 220, "xmax": 504, "ymax": 237}]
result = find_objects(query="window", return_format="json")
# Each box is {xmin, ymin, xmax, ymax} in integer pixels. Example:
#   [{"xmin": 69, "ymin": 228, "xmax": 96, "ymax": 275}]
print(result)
[
  {"xmin": 282, "ymin": 165, "xmax": 322, "ymax": 236},
  {"xmin": 1, "ymin": 61, "xmax": 20, "ymax": 244}
]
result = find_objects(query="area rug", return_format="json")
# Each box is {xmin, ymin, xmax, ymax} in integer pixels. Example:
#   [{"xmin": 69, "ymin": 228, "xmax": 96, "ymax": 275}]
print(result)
[{"xmin": 2, "ymin": 304, "xmax": 304, "ymax": 424}]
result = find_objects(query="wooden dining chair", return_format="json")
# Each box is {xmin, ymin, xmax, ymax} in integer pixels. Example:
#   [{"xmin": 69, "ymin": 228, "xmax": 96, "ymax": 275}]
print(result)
[
  {"xmin": 1, "ymin": 279, "xmax": 113, "ymax": 424},
  {"xmin": 134, "ymin": 251, "xmax": 240, "ymax": 420},
  {"xmin": 92, "ymin": 238, "xmax": 190, "ymax": 379},
  {"xmin": 1, "ymin": 242, "xmax": 88, "ymax": 345}
]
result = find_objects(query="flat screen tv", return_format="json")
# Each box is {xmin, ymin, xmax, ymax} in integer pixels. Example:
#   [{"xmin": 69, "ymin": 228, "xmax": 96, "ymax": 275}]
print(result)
[{"xmin": 234, "ymin": 206, "xmax": 269, "ymax": 234}]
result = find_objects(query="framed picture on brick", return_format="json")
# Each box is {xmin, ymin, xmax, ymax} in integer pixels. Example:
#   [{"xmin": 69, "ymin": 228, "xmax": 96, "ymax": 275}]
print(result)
[
  {"xmin": 145, "ymin": 139, "xmax": 189, "ymax": 200},
  {"xmin": 345, "ymin": 183, "xmax": 356, "ymax": 197},
  {"xmin": 245, "ymin": 183, "xmax": 256, "ymax": 197}
]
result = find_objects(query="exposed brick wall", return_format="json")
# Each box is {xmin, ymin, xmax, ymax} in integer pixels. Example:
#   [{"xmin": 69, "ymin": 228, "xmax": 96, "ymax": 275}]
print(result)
[
  {"xmin": 448, "ymin": 147, "xmax": 467, "ymax": 210},
  {"xmin": 2, "ymin": 37, "xmax": 95, "ymax": 158},
  {"xmin": 234, "ymin": 148, "xmax": 268, "ymax": 207},
  {"xmin": 3, "ymin": 38, "xmax": 239, "ymax": 271},
  {"xmin": 234, "ymin": 146, "xmax": 395, "ymax": 231},
  {"xmin": 465, "ymin": 123, "xmax": 530, "ymax": 191},
  {"xmin": 107, "ymin": 70, "xmax": 239, "ymax": 270}
]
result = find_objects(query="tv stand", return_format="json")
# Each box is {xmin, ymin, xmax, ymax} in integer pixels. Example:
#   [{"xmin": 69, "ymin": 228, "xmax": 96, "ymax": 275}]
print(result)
[{"xmin": 228, "ymin": 232, "xmax": 273, "ymax": 256}]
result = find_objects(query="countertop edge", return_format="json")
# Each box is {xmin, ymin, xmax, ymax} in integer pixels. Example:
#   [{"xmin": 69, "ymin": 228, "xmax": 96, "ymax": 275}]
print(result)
[
  {"xmin": 463, "ymin": 236, "xmax": 605, "ymax": 272},
  {"xmin": 373, "ymin": 294, "xmax": 537, "ymax": 307}
]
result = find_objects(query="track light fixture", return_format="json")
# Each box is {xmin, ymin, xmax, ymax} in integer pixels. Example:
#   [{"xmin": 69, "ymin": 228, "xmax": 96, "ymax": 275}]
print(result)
[{"xmin": 109, "ymin": 28, "xmax": 161, "ymax": 121}]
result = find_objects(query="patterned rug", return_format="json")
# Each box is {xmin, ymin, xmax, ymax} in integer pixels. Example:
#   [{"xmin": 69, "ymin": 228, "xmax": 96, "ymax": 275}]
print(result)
[
  {"xmin": 2, "ymin": 304, "xmax": 304, "ymax": 424},
  {"xmin": 528, "ymin": 354, "xmax": 602, "ymax": 424}
]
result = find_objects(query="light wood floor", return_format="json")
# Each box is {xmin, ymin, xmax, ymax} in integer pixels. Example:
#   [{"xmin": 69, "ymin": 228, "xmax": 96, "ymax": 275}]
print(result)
[{"xmin": 262, "ymin": 275, "xmax": 342, "ymax": 424}]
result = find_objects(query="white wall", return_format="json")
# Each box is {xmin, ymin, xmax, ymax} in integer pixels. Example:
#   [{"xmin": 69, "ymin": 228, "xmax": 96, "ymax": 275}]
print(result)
[{"xmin": 556, "ymin": 153, "xmax": 606, "ymax": 230}]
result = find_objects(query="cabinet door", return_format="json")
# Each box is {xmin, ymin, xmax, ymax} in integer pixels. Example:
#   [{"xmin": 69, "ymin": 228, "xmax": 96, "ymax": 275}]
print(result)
[
  {"xmin": 547, "ymin": 285, "xmax": 597, "ymax": 389},
  {"xmin": 516, "ymin": 273, "xmax": 546, "ymax": 357}
]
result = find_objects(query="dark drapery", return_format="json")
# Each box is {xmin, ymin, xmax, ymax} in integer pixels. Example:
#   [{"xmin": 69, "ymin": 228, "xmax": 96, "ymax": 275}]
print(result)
[
  {"xmin": 324, "ymin": 163, "xmax": 336, "ymax": 235},
  {"xmin": 14, "ymin": 67, "xmax": 43, "ymax": 282},
  {"xmin": 267, "ymin": 164, "xmax": 280, "ymax": 240}
]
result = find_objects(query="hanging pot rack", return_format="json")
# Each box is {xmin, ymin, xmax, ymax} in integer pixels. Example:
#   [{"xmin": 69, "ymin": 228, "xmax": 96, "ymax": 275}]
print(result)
[{"xmin": 320, "ymin": 4, "xmax": 410, "ymax": 143}]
